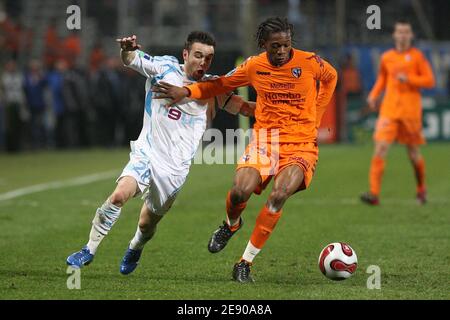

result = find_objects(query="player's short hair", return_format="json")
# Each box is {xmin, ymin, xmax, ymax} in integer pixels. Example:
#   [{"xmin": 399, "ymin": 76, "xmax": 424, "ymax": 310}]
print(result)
[
  {"xmin": 184, "ymin": 31, "xmax": 216, "ymax": 51},
  {"xmin": 255, "ymin": 17, "xmax": 294, "ymax": 48},
  {"xmin": 394, "ymin": 19, "xmax": 413, "ymax": 30}
]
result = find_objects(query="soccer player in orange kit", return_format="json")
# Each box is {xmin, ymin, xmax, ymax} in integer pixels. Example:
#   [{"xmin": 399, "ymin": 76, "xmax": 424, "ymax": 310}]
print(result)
[
  {"xmin": 153, "ymin": 17, "xmax": 337, "ymax": 283},
  {"xmin": 360, "ymin": 20, "xmax": 435, "ymax": 206}
]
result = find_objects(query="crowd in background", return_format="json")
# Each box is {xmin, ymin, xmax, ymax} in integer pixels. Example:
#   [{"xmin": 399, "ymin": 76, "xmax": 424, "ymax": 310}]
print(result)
[{"xmin": 0, "ymin": 18, "xmax": 146, "ymax": 153}]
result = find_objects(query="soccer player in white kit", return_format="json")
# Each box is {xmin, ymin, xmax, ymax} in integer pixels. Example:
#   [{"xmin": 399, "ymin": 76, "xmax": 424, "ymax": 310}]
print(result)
[{"xmin": 66, "ymin": 32, "xmax": 254, "ymax": 274}]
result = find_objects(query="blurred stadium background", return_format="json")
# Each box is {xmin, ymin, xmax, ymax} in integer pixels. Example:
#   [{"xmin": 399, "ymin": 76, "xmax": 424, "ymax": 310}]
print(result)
[{"xmin": 0, "ymin": 0, "xmax": 449, "ymax": 152}]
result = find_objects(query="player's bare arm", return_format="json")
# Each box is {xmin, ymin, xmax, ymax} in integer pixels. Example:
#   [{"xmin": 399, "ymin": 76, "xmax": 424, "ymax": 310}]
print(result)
[
  {"xmin": 152, "ymin": 81, "xmax": 190, "ymax": 107},
  {"xmin": 239, "ymin": 101, "xmax": 256, "ymax": 117},
  {"xmin": 154, "ymin": 81, "xmax": 255, "ymax": 116},
  {"xmin": 367, "ymin": 96, "xmax": 378, "ymax": 111},
  {"xmin": 116, "ymin": 35, "xmax": 142, "ymax": 65}
]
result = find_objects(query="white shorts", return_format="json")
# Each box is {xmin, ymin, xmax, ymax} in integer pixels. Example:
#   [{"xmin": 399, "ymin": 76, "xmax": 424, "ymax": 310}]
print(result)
[{"xmin": 117, "ymin": 152, "xmax": 187, "ymax": 216}]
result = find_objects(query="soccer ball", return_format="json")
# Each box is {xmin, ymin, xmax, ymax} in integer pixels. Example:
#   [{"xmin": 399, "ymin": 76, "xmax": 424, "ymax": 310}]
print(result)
[{"xmin": 318, "ymin": 242, "xmax": 358, "ymax": 280}]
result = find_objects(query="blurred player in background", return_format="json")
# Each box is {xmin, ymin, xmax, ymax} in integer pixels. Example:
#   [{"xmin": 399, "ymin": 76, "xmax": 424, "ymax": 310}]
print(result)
[
  {"xmin": 66, "ymin": 32, "xmax": 254, "ymax": 274},
  {"xmin": 361, "ymin": 20, "xmax": 435, "ymax": 206},
  {"xmin": 154, "ymin": 17, "xmax": 337, "ymax": 283}
]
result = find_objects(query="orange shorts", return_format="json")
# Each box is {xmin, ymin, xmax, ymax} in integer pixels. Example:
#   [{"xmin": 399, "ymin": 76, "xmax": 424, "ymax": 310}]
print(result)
[
  {"xmin": 236, "ymin": 140, "xmax": 319, "ymax": 195},
  {"xmin": 374, "ymin": 117, "xmax": 425, "ymax": 145}
]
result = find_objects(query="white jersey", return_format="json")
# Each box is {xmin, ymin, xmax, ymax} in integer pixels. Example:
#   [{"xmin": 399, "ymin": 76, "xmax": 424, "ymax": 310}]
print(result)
[
  {"xmin": 127, "ymin": 50, "xmax": 212, "ymax": 176},
  {"xmin": 119, "ymin": 50, "xmax": 244, "ymax": 214}
]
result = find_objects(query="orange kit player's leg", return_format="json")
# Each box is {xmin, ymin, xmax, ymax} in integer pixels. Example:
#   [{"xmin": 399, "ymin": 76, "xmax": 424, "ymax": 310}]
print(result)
[
  {"xmin": 233, "ymin": 142, "xmax": 318, "ymax": 282},
  {"xmin": 361, "ymin": 117, "xmax": 397, "ymax": 205},
  {"xmin": 398, "ymin": 119, "xmax": 427, "ymax": 204},
  {"xmin": 244, "ymin": 165, "xmax": 304, "ymax": 260},
  {"xmin": 226, "ymin": 168, "xmax": 260, "ymax": 229},
  {"xmin": 207, "ymin": 138, "xmax": 270, "ymax": 254}
]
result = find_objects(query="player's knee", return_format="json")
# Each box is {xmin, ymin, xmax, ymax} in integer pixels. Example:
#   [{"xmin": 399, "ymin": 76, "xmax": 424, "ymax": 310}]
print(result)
[
  {"xmin": 407, "ymin": 146, "xmax": 421, "ymax": 162},
  {"xmin": 375, "ymin": 146, "xmax": 388, "ymax": 158},
  {"xmin": 267, "ymin": 189, "xmax": 289, "ymax": 211},
  {"xmin": 109, "ymin": 190, "xmax": 129, "ymax": 207},
  {"xmin": 138, "ymin": 220, "xmax": 156, "ymax": 235},
  {"xmin": 230, "ymin": 185, "xmax": 252, "ymax": 204}
]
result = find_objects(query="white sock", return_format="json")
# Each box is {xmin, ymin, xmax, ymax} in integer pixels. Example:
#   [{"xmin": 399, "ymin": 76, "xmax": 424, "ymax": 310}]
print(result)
[
  {"xmin": 86, "ymin": 199, "xmax": 121, "ymax": 255},
  {"xmin": 242, "ymin": 241, "xmax": 261, "ymax": 263},
  {"xmin": 129, "ymin": 226, "xmax": 155, "ymax": 251}
]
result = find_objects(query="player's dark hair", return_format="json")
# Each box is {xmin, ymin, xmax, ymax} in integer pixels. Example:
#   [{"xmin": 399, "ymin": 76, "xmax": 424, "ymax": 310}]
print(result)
[
  {"xmin": 184, "ymin": 31, "xmax": 216, "ymax": 51},
  {"xmin": 255, "ymin": 17, "xmax": 294, "ymax": 48},
  {"xmin": 394, "ymin": 19, "xmax": 412, "ymax": 29}
]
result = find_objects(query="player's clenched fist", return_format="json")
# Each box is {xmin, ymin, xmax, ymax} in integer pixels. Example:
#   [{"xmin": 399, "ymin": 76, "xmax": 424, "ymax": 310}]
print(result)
[{"xmin": 116, "ymin": 35, "xmax": 141, "ymax": 51}]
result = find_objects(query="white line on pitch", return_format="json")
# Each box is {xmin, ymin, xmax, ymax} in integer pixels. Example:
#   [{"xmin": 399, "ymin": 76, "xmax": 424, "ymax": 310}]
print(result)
[{"xmin": 0, "ymin": 170, "xmax": 119, "ymax": 202}]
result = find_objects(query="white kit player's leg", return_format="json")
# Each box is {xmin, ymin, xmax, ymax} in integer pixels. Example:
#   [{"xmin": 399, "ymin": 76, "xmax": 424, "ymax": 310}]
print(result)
[
  {"xmin": 87, "ymin": 176, "xmax": 138, "ymax": 253},
  {"xmin": 129, "ymin": 204, "xmax": 164, "ymax": 250},
  {"xmin": 119, "ymin": 170, "xmax": 185, "ymax": 275},
  {"xmin": 66, "ymin": 176, "xmax": 138, "ymax": 268},
  {"xmin": 85, "ymin": 199, "xmax": 121, "ymax": 254}
]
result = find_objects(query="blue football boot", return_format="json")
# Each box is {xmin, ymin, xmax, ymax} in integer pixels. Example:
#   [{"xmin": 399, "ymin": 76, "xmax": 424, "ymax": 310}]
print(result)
[
  {"xmin": 66, "ymin": 246, "xmax": 94, "ymax": 268},
  {"xmin": 119, "ymin": 247, "xmax": 142, "ymax": 275}
]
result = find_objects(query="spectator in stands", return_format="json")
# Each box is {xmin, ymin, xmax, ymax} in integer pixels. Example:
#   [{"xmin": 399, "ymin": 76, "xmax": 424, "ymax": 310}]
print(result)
[
  {"xmin": 44, "ymin": 19, "xmax": 60, "ymax": 68},
  {"xmin": 1, "ymin": 60, "xmax": 27, "ymax": 152},
  {"xmin": 340, "ymin": 53, "xmax": 362, "ymax": 98},
  {"xmin": 338, "ymin": 53, "xmax": 363, "ymax": 141},
  {"xmin": 24, "ymin": 59, "xmax": 47, "ymax": 149},
  {"xmin": 46, "ymin": 59, "xmax": 67, "ymax": 148},
  {"xmin": 122, "ymin": 67, "xmax": 145, "ymax": 144},
  {"xmin": 89, "ymin": 41, "xmax": 106, "ymax": 72},
  {"xmin": 90, "ymin": 57, "xmax": 123, "ymax": 147},
  {"xmin": 61, "ymin": 31, "xmax": 81, "ymax": 68},
  {"xmin": 62, "ymin": 62, "xmax": 91, "ymax": 148}
]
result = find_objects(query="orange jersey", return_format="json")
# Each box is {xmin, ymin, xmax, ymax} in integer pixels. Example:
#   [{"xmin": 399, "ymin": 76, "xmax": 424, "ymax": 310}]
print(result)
[
  {"xmin": 369, "ymin": 47, "xmax": 435, "ymax": 120},
  {"xmin": 186, "ymin": 49, "xmax": 337, "ymax": 143}
]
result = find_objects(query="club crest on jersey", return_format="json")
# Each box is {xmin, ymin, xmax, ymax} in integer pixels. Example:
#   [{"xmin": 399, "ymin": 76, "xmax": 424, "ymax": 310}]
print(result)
[{"xmin": 291, "ymin": 67, "xmax": 302, "ymax": 78}]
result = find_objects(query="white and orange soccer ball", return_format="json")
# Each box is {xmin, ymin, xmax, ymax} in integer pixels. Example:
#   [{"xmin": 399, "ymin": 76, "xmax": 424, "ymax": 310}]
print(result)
[{"xmin": 318, "ymin": 242, "xmax": 358, "ymax": 280}]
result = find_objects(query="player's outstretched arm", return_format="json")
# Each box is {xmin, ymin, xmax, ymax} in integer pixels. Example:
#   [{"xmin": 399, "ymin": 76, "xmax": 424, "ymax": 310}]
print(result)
[
  {"xmin": 216, "ymin": 93, "xmax": 256, "ymax": 117},
  {"xmin": 239, "ymin": 101, "xmax": 256, "ymax": 117},
  {"xmin": 116, "ymin": 35, "xmax": 141, "ymax": 65},
  {"xmin": 152, "ymin": 82, "xmax": 191, "ymax": 107},
  {"xmin": 152, "ymin": 60, "xmax": 251, "ymax": 108}
]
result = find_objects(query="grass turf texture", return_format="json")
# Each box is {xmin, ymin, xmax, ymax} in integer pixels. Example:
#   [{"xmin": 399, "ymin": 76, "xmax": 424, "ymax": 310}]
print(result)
[{"xmin": 0, "ymin": 144, "xmax": 449, "ymax": 299}]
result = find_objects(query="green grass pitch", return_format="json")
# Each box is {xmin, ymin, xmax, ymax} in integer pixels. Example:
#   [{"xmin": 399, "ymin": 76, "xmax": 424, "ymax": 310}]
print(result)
[{"xmin": 0, "ymin": 143, "xmax": 449, "ymax": 299}]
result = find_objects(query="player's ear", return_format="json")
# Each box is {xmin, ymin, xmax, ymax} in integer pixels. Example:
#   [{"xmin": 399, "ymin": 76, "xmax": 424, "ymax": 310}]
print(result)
[
  {"xmin": 182, "ymin": 49, "xmax": 189, "ymax": 61},
  {"xmin": 260, "ymin": 40, "xmax": 268, "ymax": 51}
]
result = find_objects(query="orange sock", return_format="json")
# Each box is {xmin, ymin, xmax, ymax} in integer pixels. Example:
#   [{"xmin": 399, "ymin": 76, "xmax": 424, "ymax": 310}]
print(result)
[
  {"xmin": 249, "ymin": 205, "xmax": 282, "ymax": 249},
  {"xmin": 413, "ymin": 158, "xmax": 426, "ymax": 193},
  {"xmin": 226, "ymin": 191, "xmax": 247, "ymax": 231},
  {"xmin": 369, "ymin": 156, "xmax": 385, "ymax": 196}
]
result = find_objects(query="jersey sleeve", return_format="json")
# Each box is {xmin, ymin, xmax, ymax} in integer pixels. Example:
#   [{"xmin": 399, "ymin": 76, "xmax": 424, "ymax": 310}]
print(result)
[
  {"xmin": 310, "ymin": 54, "xmax": 338, "ymax": 127},
  {"xmin": 408, "ymin": 52, "xmax": 435, "ymax": 89},
  {"xmin": 186, "ymin": 58, "xmax": 252, "ymax": 99},
  {"xmin": 368, "ymin": 55, "xmax": 388, "ymax": 100},
  {"xmin": 126, "ymin": 50, "xmax": 179, "ymax": 78}
]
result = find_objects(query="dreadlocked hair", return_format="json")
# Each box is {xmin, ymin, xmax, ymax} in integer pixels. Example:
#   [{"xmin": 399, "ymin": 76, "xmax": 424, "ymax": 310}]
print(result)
[{"xmin": 255, "ymin": 17, "xmax": 294, "ymax": 48}]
